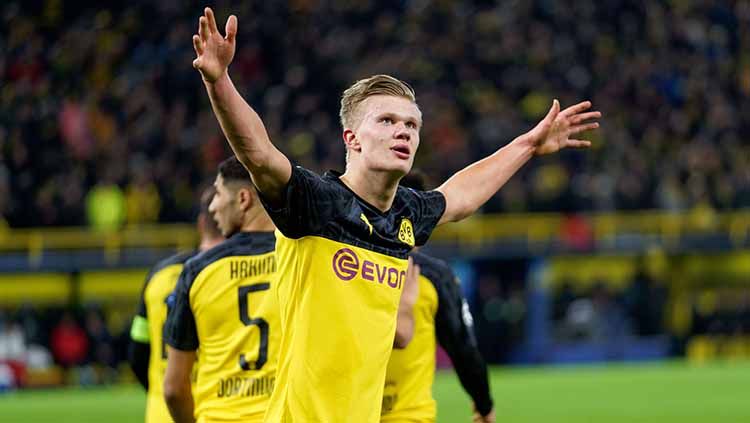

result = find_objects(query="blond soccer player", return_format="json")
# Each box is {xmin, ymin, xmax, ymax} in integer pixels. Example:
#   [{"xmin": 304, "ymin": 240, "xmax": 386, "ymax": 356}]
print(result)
[{"xmin": 190, "ymin": 7, "xmax": 600, "ymax": 422}]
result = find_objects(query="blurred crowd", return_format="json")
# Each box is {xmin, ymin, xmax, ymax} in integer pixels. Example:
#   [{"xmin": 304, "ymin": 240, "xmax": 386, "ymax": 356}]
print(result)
[
  {"xmin": 3, "ymin": 1, "xmax": 750, "ymax": 228},
  {"xmin": 551, "ymin": 268, "xmax": 669, "ymax": 343},
  {"xmin": 549, "ymin": 266, "xmax": 750, "ymax": 354},
  {"xmin": 0, "ymin": 305, "xmax": 128, "ymax": 388},
  {"xmin": 1, "ymin": 266, "xmax": 749, "ymax": 386}
]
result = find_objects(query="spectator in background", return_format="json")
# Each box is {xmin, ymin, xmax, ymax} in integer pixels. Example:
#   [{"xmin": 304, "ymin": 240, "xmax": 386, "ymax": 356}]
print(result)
[
  {"xmin": 0, "ymin": 312, "xmax": 27, "ymax": 389},
  {"xmin": 589, "ymin": 282, "xmax": 629, "ymax": 342},
  {"xmin": 125, "ymin": 161, "xmax": 161, "ymax": 225},
  {"xmin": 474, "ymin": 272, "xmax": 525, "ymax": 363},
  {"xmin": 4, "ymin": 2, "xmax": 750, "ymax": 227},
  {"xmin": 84, "ymin": 308, "xmax": 116, "ymax": 380},
  {"xmin": 0, "ymin": 313, "xmax": 25, "ymax": 362},
  {"xmin": 85, "ymin": 169, "xmax": 125, "ymax": 231},
  {"xmin": 559, "ymin": 281, "xmax": 630, "ymax": 343},
  {"xmin": 624, "ymin": 265, "xmax": 668, "ymax": 336},
  {"xmin": 0, "ymin": 161, "xmax": 10, "ymax": 227},
  {"xmin": 50, "ymin": 311, "xmax": 88, "ymax": 371},
  {"xmin": 552, "ymin": 281, "xmax": 576, "ymax": 322}
]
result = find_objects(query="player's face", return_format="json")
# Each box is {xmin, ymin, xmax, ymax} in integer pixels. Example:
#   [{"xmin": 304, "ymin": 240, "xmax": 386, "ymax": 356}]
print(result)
[
  {"xmin": 354, "ymin": 95, "xmax": 422, "ymax": 176},
  {"xmin": 209, "ymin": 174, "xmax": 243, "ymax": 237}
]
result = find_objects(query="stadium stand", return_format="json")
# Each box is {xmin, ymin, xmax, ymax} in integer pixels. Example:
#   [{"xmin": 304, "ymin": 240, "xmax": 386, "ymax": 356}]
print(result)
[{"xmin": 3, "ymin": 1, "xmax": 750, "ymax": 228}]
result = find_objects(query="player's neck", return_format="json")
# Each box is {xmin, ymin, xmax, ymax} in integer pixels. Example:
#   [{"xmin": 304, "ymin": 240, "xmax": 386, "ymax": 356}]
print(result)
[
  {"xmin": 340, "ymin": 168, "xmax": 399, "ymax": 212},
  {"xmin": 240, "ymin": 208, "xmax": 276, "ymax": 233}
]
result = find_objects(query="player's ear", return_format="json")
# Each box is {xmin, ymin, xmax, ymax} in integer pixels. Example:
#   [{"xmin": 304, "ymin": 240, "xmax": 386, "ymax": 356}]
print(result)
[
  {"xmin": 237, "ymin": 187, "xmax": 253, "ymax": 211},
  {"xmin": 343, "ymin": 129, "xmax": 361, "ymax": 152}
]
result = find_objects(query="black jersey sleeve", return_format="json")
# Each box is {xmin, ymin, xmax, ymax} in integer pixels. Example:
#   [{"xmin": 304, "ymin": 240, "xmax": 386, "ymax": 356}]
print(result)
[
  {"xmin": 258, "ymin": 165, "xmax": 339, "ymax": 239},
  {"xmin": 128, "ymin": 341, "xmax": 150, "ymax": 390},
  {"xmin": 128, "ymin": 268, "xmax": 153, "ymax": 389},
  {"xmin": 163, "ymin": 265, "xmax": 199, "ymax": 351},
  {"xmin": 428, "ymin": 258, "xmax": 493, "ymax": 416},
  {"xmin": 404, "ymin": 188, "xmax": 446, "ymax": 246}
]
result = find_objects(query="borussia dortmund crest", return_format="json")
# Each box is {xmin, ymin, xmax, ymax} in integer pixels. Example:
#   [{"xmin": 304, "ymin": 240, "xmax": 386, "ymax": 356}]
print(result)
[{"xmin": 398, "ymin": 218, "xmax": 415, "ymax": 247}]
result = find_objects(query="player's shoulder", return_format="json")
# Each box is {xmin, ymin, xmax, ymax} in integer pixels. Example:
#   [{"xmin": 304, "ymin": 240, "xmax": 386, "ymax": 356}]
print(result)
[
  {"xmin": 147, "ymin": 250, "xmax": 195, "ymax": 280},
  {"xmin": 410, "ymin": 250, "xmax": 456, "ymax": 287},
  {"xmin": 289, "ymin": 166, "xmax": 350, "ymax": 208},
  {"xmin": 184, "ymin": 231, "xmax": 276, "ymax": 276},
  {"xmin": 318, "ymin": 169, "xmax": 356, "ymax": 194},
  {"xmin": 392, "ymin": 186, "xmax": 446, "ymax": 230},
  {"xmin": 394, "ymin": 185, "xmax": 421, "ymax": 206},
  {"xmin": 295, "ymin": 164, "xmax": 324, "ymax": 181},
  {"xmin": 296, "ymin": 166, "xmax": 342, "ymax": 193},
  {"xmin": 395, "ymin": 185, "xmax": 444, "ymax": 204}
]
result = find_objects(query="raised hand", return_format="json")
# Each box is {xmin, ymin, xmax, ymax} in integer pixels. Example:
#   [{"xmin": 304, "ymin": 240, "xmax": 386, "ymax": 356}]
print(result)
[
  {"xmin": 524, "ymin": 100, "xmax": 600, "ymax": 155},
  {"xmin": 192, "ymin": 7, "xmax": 237, "ymax": 83}
]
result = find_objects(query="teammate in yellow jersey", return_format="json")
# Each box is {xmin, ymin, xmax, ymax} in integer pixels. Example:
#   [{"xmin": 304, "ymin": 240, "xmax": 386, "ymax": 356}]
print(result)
[
  {"xmin": 129, "ymin": 187, "xmax": 224, "ymax": 423},
  {"xmin": 190, "ymin": 7, "xmax": 599, "ymax": 421},
  {"xmin": 383, "ymin": 172, "xmax": 494, "ymax": 423},
  {"xmin": 163, "ymin": 157, "xmax": 279, "ymax": 423}
]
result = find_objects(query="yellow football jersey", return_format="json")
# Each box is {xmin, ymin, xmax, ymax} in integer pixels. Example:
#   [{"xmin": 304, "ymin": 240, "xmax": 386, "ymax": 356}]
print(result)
[
  {"xmin": 259, "ymin": 167, "xmax": 446, "ymax": 423},
  {"xmin": 382, "ymin": 273, "xmax": 438, "ymax": 422},
  {"xmin": 164, "ymin": 232, "xmax": 279, "ymax": 423},
  {"xmin": 381, "ymin": 251, "xmax": 493, "ymax": 422},
  {"xmin": 131, "ymin": 251, "xmax": 194, "ymax": 423}
]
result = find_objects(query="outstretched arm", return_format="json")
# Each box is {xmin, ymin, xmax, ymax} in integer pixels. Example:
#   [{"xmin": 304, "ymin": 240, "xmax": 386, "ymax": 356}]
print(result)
[
  {"xmin": 192, "ymin": 7, "xmax": 291, "ymax": 204},
  {"xmin": 436, "ymin": 100, "xmax": 600, "ymax": 224}
]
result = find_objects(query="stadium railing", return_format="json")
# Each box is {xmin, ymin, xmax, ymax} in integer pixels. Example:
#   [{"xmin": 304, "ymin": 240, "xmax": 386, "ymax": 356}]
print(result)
[{"xmin": 2, "ymin": 209, "xmax": 750, "ymax": 260}]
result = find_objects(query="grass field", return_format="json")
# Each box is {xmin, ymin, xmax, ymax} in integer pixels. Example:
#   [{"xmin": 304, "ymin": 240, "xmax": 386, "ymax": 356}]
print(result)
[{"xmin": 1, "ymin": 361, "xmax": 748, "ymax": 422}]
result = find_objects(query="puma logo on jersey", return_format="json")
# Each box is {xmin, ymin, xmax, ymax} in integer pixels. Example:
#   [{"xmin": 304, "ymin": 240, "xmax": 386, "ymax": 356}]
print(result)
[
  {"xmin": 360, "ymin": 213, "xmax": 373, "ymax": 236},
  {"xmin": 398, "ymin": 218, "xmax": 415, "ymax": 247}
]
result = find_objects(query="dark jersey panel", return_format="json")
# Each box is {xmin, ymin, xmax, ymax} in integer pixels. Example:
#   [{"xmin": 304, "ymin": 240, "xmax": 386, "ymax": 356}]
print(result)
[
  {"xmin": 400, "ymin": 187, "xmax": 446, "ymax": 247},
  {"xmin": 411, "ymin": 251, "xmax": 493, "ymax": 416},
  {"xmin": 257, "ymin": 164, "xmax": 341, "ymax": 239},
  {"xmin": 259, "ymin": 165, "xmax": 446, "ymax": 258},
  {"xmin": 135, "ymin": 250, "xmax": 195, "ymax": 319},
  {"xmin": 163, "ymin": 232, "xmax": 276, "ymax": 351}
]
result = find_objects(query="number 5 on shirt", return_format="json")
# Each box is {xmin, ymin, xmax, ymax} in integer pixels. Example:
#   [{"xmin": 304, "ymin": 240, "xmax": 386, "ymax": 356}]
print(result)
[{"xmin": 238, "ymin": 282, "xmax": 270, "ymax": 371}]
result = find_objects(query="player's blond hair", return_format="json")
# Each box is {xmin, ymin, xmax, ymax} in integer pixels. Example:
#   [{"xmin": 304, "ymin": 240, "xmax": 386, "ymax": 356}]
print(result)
[{"xmin": 339, "ymin": 74, "xmax": 417, "ymax": 129}]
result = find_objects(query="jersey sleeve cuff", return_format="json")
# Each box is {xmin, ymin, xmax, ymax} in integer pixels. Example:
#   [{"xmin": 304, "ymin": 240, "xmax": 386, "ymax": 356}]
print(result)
[{"xmin": 164, "ymin": 335, "xmax": 199, "ymax": 351}]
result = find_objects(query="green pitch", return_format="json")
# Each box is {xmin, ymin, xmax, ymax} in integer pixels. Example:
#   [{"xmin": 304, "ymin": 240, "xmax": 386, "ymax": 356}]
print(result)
[{"xmin": 0, "ymin": 361, "xmax": 748, "ymax": 422}]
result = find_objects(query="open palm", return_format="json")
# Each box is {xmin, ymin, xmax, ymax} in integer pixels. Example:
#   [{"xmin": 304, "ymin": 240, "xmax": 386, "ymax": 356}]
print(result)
[
  {"xmin": 192, "ymin": 7, "xmax": 237, "ymax": 83},
  {"xmin": 527, "ymin": 100, "xmax": 600, "ymax": 155}
]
